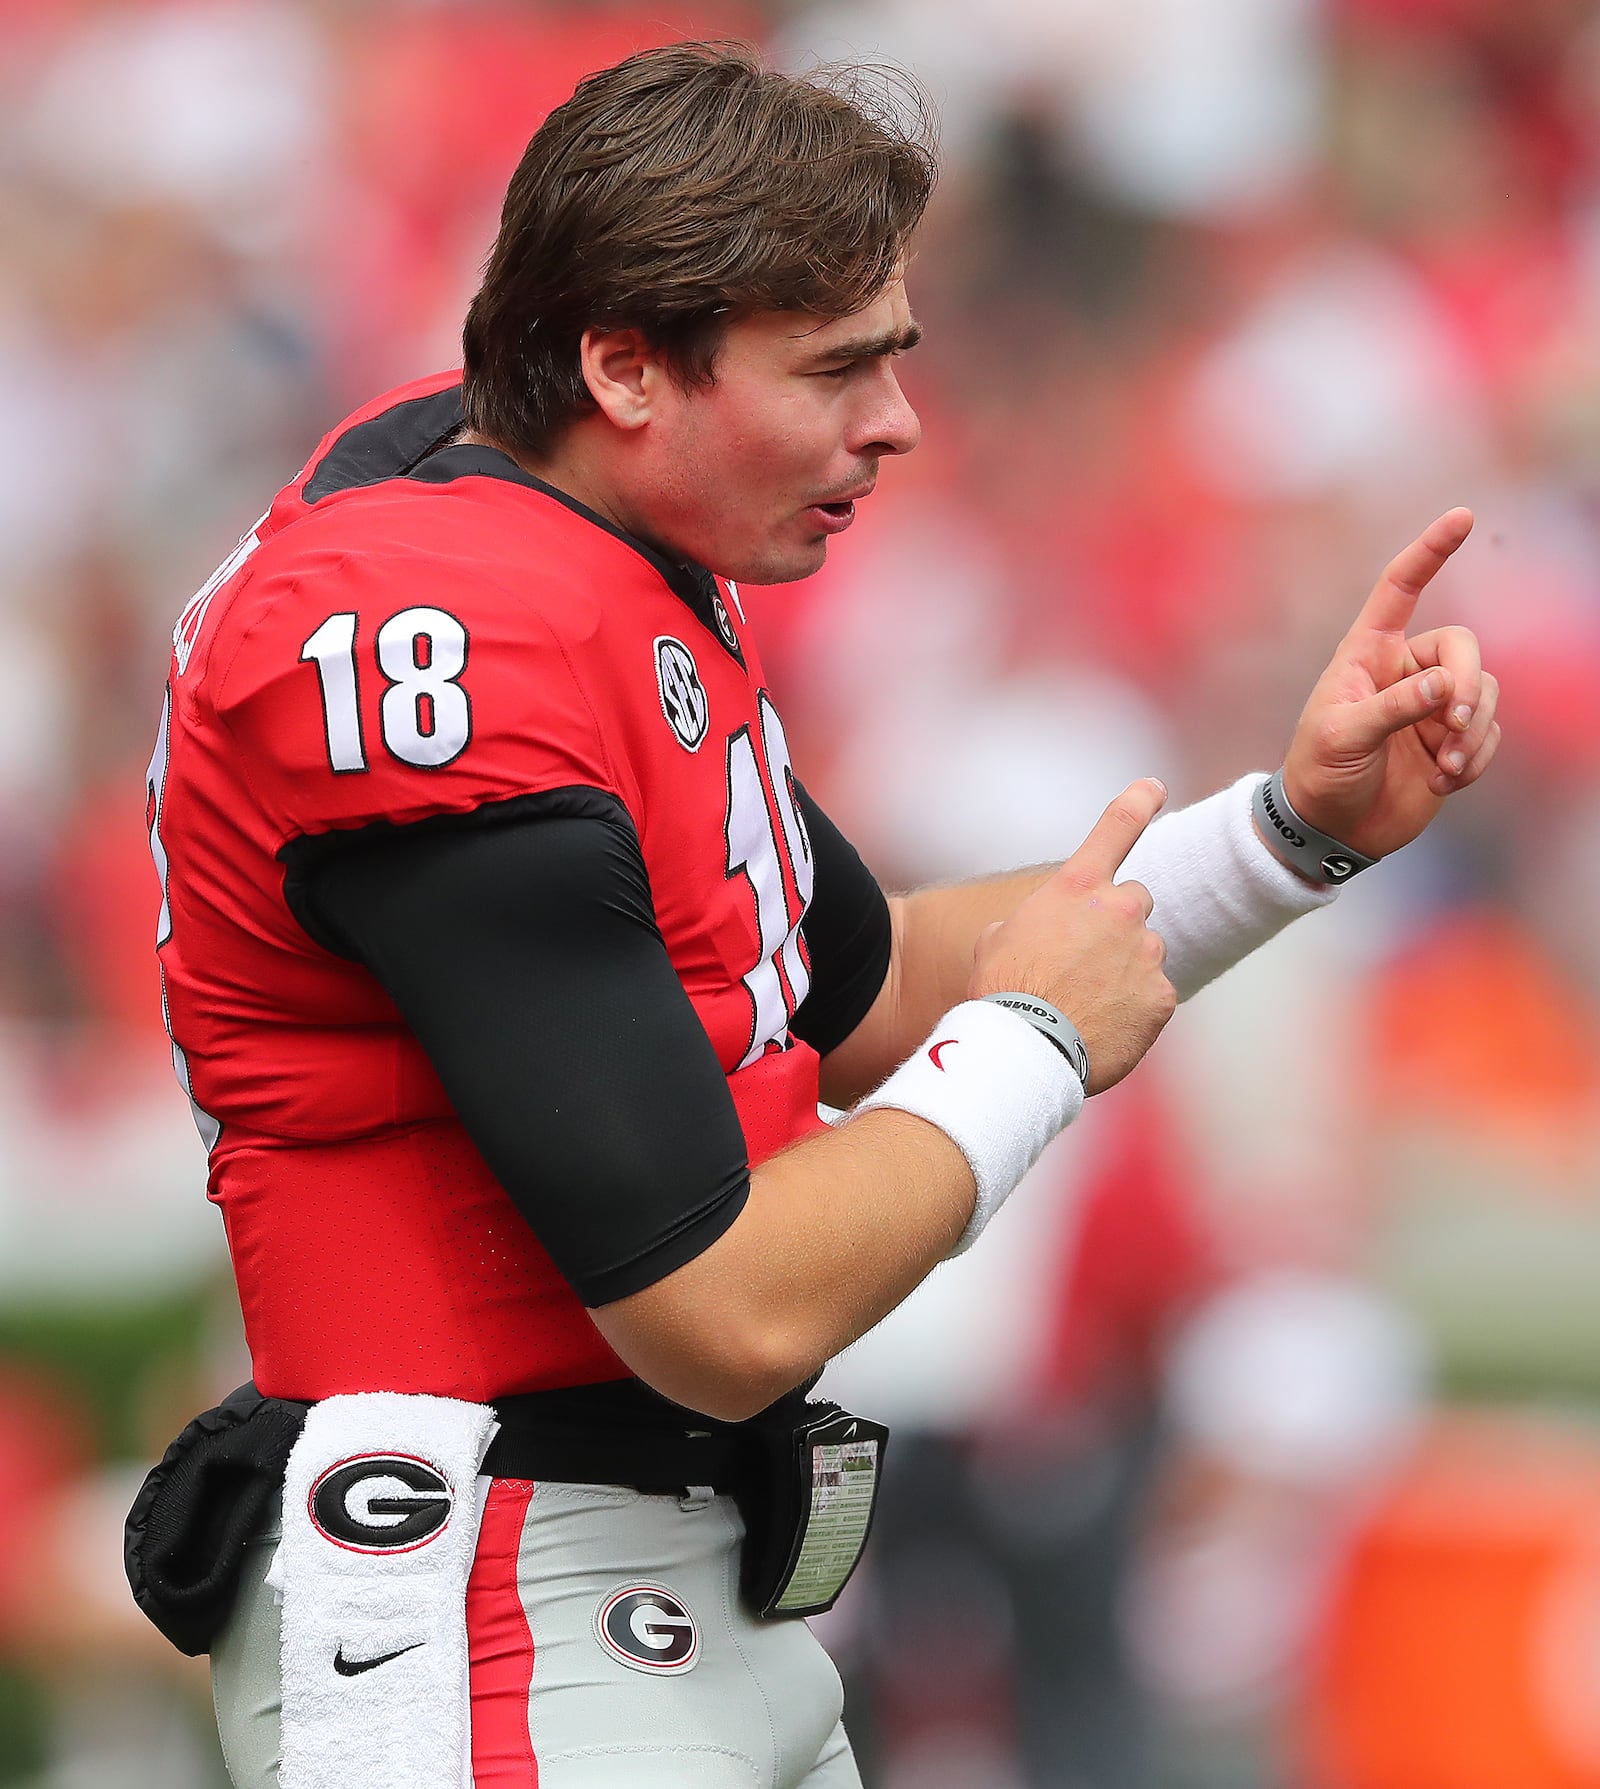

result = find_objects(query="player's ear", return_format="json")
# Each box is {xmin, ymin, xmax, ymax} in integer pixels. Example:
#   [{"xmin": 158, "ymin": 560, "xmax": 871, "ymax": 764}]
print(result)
[{"xmin": 579, "ymin": 327, "xmax": 664, "ymax": 431}]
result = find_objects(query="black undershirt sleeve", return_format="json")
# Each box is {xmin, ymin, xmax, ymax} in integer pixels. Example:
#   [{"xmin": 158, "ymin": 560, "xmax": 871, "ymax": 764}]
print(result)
[
  {"xmin": 281, "ymin": 790, "xmax": 750, "ymax": 1308},
  {"xmin": 279, "ymin": 783, "xmax": 892, "ymax": 1308},
  {"xmin": 789, "ymin": 782, "xmax": 893, "ymax": 1058}
]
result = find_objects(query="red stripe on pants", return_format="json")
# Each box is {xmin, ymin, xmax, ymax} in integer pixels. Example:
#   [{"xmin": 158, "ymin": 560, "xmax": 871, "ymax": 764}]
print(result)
[{"xmin": 466, "ymin": 1478, "xmax": 539, "ymax": 1786}]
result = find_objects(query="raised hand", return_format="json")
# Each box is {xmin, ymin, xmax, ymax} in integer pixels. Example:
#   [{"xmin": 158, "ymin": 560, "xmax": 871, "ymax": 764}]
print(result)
[
  {"xmin": 969, "ymin": 778, "xmax": 1176, "ymax": 1094},
  {"xmin": 1281, "ymin": 508, "xmax": 1501, "ymax": 862}
]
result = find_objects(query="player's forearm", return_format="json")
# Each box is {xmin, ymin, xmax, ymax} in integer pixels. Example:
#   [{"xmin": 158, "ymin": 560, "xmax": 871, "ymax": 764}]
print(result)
[
  {"xmin": 890, "ymin": 782, "xmax": 1336, "ymax": 1015},
  {"xmin": 820, "ymin": 871, "xmax": 1052, "ymax": 1105},
  {"xmin": 823, "ymin": 779, "xmax": 1340, "ymax": 1109},
  {"xmin": 588, "ymin": 1108, "xmax": 976, "ymax": 1421}
]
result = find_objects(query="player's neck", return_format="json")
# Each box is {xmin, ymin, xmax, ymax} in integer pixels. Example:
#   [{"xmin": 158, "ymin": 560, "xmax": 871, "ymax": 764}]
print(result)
[{"xmin": 458, "ymin": 426, "xmax": 664, "ymax": 560}]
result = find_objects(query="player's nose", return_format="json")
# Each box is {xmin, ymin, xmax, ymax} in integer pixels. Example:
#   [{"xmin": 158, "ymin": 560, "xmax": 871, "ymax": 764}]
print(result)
[{"xmin": 852, "ymin": 367, "xmax": 921, "ymax": 459}]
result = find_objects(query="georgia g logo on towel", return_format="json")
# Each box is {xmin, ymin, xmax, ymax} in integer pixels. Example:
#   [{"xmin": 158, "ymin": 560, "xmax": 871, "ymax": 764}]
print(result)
[{"xmin": 309, "ymin": 1452, "xmax": 454, "ymax": 1554}]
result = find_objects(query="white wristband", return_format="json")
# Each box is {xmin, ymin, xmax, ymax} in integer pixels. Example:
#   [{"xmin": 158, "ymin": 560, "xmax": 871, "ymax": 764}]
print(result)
[
  {"xmin": 1120, "ymin": 772, "xmax": 1339, "ymax": 1000},
  {"xmin": 854, "ymin": 999, "xmax": 1085, "ymax": 1256}
]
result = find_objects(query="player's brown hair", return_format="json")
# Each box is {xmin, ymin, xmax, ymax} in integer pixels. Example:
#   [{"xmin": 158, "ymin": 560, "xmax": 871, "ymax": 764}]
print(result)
[{"xmin": 461, "ymin": 41, "xmax": 937, "ymax": 458}]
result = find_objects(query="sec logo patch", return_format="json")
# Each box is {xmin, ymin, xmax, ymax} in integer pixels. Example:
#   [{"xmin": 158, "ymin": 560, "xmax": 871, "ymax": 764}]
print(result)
[
  {"xmin": 654, "ymin": 636, "xmax": 708, "ymax": 751},
  {"xmin": 595, "ymin": 1584, "xmax": 700, "ymax": 1674}
]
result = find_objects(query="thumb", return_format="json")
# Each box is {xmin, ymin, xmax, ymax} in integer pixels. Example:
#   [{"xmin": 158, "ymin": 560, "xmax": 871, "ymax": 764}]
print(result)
[{"xmin": 1334, "ymin": 667, "xmax": 1453, "ymax": 751}]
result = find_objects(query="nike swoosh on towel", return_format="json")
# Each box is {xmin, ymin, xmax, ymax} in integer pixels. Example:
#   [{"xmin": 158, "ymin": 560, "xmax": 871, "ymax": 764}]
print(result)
[{"xmin": 333, "ymin": 1641, "xmax": 425, "ymax": 1677}]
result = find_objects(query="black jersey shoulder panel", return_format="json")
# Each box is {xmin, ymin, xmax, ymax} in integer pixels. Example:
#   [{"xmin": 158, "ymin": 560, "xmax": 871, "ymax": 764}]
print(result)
[{"xmin": 302, "ymin": 386, "xmax": 466, "ymax": 504}]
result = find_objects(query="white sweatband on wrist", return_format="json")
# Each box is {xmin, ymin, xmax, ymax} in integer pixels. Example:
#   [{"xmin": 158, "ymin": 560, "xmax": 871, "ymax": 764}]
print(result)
[
  {"xmin": 853, "ymin": 998, "xmax": 1085, "ymax": 1256},
  {"xmin": 1119, "ymin": 771, "xmax": 1340, "ymax": 1002}
]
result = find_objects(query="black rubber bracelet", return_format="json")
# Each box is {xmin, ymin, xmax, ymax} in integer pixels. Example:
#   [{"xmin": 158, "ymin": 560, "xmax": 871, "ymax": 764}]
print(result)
[
  {"xmin": 980, "ymin": 993, "xmax": 1090, "ymax": 1089},
  {"xmin": 1252, "ymin": 770, "xmax": 1377, "ymax": 885}
]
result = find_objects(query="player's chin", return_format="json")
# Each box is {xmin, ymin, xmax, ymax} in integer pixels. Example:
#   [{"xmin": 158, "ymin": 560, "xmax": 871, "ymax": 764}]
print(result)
[
  {"xmin": 724, "ymin": 536, "xmax": 831, "ymax": 587},
  {"xmin": 740, "ymin": 522, "xmax": 837, "ymax": 586}
]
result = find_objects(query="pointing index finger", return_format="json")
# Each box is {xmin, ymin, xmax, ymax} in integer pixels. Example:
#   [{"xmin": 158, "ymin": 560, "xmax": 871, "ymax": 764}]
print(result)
[
  {"xmin": 1068, "ymin": 778, "xmax": 1168, "ymax": 880},
  {"xmin": 1353, "ymin": 507, "xmax": 1474, "ymax": 637}
]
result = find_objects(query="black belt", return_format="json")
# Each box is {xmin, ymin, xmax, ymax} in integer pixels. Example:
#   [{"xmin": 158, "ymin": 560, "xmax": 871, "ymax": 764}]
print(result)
[
  {"xmin": 480, "ymin": 1377, "xmax": 803, "ymax": 1498},
  {"xmin": 482, "ymin": 1377, "xmax": 888, "ymax": 1619}
]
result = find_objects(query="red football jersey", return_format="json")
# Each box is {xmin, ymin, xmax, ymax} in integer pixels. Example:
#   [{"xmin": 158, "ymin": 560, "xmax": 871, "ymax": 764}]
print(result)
[{"xmin": 148, "ymin": 373, "xmax": 825, "ymax": 1400}]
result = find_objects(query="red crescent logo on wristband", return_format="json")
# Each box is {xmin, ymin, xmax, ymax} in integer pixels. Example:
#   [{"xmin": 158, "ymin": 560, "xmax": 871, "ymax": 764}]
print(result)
[{"xmin": 928, "ymin": 1039, "xmax": 958, "ymax": 1071}]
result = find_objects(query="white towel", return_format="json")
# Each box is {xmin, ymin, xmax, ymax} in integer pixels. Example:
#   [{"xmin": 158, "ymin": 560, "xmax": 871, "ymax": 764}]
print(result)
[{"xmin": 273, "ymin": 1393, "xmax": 500, "ymax": 1789}]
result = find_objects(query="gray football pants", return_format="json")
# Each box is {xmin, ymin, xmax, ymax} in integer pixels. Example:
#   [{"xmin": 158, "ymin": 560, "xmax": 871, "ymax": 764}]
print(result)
[{"xmin": 212, "ymin": 1478, "xmax": 861, "ymax": 1787}]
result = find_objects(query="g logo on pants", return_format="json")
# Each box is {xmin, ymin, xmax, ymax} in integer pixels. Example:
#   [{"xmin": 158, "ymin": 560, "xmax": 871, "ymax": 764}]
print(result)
[{"xmin": 595, "ymin": 1584, "xmax": 700, "ymax": 1674}]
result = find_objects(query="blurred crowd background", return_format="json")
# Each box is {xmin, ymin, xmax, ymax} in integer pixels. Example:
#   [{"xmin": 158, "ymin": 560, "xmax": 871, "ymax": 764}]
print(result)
[{"xmin": 1, "ymin": 0, "xmax": 1599, "ymax": 1783}]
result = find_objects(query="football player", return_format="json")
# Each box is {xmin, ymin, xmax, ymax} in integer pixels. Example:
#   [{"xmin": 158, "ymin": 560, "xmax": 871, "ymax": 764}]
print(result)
[{"xmin": 132, "ymin": 42, "xmax": 1498, "ymax": 1789}]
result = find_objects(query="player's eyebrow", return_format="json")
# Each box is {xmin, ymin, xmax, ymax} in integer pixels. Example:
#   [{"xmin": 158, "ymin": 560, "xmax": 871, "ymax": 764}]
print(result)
[{"xmin": 800, "ymin": 321, "xmax": 923, "ymax": 367}]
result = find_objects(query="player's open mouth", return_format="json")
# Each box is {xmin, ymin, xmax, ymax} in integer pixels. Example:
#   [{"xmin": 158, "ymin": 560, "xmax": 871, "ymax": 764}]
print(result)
[{"xmin": 806, "ymin": 501, "xmax": 856, "ymax": 533}]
